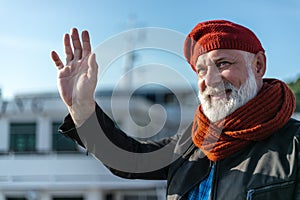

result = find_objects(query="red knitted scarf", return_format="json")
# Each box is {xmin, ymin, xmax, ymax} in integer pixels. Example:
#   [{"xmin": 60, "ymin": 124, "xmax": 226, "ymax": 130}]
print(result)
[{"xmin": 192, "ymin": 78, "xmax": 296, "ymax": 161}]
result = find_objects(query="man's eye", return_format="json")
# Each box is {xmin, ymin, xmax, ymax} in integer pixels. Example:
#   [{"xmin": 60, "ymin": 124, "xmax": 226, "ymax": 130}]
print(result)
[
  {"xmin": 217, "ymin": 61, "xmax": 231, "ymax": 69},
  {"xmin": 197, "ymin": 67, "xmax": 207, "ymax": 76}
]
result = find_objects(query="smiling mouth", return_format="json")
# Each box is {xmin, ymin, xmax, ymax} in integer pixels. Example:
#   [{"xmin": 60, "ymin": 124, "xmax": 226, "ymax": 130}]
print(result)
[{"xmin": 209, "ymin": 89, "xmax": 231, "ymax": 100}]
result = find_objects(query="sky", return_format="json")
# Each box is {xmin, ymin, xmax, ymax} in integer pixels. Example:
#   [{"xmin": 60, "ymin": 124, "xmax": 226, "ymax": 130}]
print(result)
[{"xmin": 0, "ymin": 0, "xmax": 300, "ymax": 99}]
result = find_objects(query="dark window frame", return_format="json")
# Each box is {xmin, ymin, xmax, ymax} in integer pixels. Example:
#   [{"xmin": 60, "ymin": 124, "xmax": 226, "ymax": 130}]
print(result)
[{"xmin": 9, "ymin": 122, "xmax": 36, "ymax": 153}]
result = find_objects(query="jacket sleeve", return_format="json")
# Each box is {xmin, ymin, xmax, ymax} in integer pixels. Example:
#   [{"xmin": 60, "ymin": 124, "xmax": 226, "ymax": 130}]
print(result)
[
  {"xmin": 295, "ymin": 169, "xmax": 300, "ymax": 200},
  {"xmin": 59, "ymin": 103, "xmax": 179, "ymax": 180},
  {"xmin": 294, "ymin": 126, "xmax": 300, "ymax": 200}
]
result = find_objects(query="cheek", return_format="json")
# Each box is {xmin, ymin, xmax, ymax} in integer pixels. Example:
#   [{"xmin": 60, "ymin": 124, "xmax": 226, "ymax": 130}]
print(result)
[
  {"xmin": 197, "ymin": 78, "xmax": 206, "ymax": 93},
  {"xmin": 221, "ymin": 70, "xmax": 246, "ymax": 89}
]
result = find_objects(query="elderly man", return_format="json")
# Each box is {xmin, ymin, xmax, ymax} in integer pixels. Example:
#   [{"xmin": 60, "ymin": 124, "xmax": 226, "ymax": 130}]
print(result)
[{"xmin": 51, "ymin": 20, "xmax": 300, "ymax": 199}]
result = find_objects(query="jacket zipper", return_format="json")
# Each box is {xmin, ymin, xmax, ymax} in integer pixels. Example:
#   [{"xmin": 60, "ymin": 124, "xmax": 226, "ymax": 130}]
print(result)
[
  {"xmin": 246, "ymin": 189, "xmax": 255, "ymax": 200},
  {"xmin": 246, "ymin": 180, "xmax": 295, "ymax": 200},
  {"xmin": 210, "ymin": 161, "xmax": 219, "ymax": 200}
]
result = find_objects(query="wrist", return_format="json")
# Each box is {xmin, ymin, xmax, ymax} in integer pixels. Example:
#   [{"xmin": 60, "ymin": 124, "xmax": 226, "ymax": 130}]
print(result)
[{"xmin": 68, "ymin": 101, "xmax": 96, "ymax": 128}]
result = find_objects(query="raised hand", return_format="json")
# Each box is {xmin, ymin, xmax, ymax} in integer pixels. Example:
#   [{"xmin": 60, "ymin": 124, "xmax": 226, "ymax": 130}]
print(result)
[{"xmin": 51, "ymin": 28, "xmax": 98, "ymax": 127}]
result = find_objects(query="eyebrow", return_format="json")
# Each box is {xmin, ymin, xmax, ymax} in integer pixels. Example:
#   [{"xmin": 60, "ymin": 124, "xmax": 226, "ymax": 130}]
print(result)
[
  {"xmin": 212, "ymin": 56, "xmax": 232, "ymax": 63},
  {"xmin": 196, "ymin": 56, "xmax": 231, "ymax": 68}
]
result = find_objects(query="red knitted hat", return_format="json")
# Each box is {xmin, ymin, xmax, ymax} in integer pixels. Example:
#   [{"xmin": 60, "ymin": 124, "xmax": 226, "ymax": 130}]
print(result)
[{"xmin": 184, "ymin": 20, "xmax": 265, "ymax": 72}]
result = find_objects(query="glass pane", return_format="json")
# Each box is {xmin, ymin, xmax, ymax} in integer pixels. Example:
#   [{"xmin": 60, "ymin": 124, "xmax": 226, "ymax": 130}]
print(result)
[
  {"xmin": 53, "ymin": 198, "xmax": 83, "ymax": 200},
  {"xmin": 147, "ymin": 196, "xmax": 158, "ymax": 200},
  {"xmin": 10, "ymin": 123, "xmax": 36, "ymax": 152},
  {"xmin": 123, "ymin": 196, "xmax": 139, "ymax": 200},
  {"xmin": 52, "ymin": 122, "xmax": 78, "ymax": 152},
  {"xmin": 123, "ymin": 195, "xmax": 158, "ymax": 200}
]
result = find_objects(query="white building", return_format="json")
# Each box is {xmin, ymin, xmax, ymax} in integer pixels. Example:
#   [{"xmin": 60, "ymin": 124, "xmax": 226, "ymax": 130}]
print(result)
[{"xmin": 0, "ymin": 86, "xmax": 198, "ymax": 200}]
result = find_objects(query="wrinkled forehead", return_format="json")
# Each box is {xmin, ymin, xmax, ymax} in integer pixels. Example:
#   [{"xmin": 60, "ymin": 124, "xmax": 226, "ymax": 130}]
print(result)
[{"xmin": 196, "ymin": 49, "xmax": 252, "ymax": 67}]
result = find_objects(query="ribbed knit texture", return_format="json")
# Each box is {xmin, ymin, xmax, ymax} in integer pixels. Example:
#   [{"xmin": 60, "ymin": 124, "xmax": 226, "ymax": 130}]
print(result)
[
  {"xmin": 192, "ymin": 79, "xmax": 296, "ymax": 161},
  {"xmin": 184, "ymin": 20, "xmax": 265, "ymax": 72}
]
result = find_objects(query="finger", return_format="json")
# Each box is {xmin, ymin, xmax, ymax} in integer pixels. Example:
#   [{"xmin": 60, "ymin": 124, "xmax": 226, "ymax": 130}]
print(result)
[
  {"xmin": 51, "ymin": 51, "xmax": 64, "ymax": 69},
  {"xmin": 87, "ymin": 53, "xmax": 98, "ymax": 81},
  {"xmin": 71, "ymin": 28, "xmax": 82, "ymax": 60},
  {"xmin": 82, "ymin": 30, "xmax": 91, "ymax": 58},
  {"xmin": 64, "ymin": 33, "xmax": 73, "ymax": 63}
]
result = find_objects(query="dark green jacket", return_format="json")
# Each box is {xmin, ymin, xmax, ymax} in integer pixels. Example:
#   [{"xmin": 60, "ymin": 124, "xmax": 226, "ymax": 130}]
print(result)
[{"xmin": 60, "ymin": 104, "xmax": 300, "ymax": 200}]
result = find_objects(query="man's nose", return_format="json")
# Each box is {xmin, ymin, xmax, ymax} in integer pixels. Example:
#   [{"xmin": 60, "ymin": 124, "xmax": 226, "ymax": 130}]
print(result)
[{"xmin": 205, "ymin": 66, "xmax": 222, "ymax": 88}]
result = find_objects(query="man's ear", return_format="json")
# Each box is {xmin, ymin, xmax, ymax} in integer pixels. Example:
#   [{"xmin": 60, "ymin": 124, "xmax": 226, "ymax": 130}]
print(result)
[{"xmin": 254, "ymin": 51, "xmax": 266, "ymax": 78}]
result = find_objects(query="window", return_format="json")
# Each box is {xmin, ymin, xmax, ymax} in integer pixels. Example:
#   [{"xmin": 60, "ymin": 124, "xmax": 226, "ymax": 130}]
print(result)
[
  {"xmin": 118, "ymin": 190, "xmax": 160, "ymax": 200},
  {"xmin": 123, "ymin": 195, "xmax": 157, "ymax": 200},
  {"xmin": 105, "ymin": 189, "xmax": 164, "ymax": 200},
  {"xmin": 52, "ymin": 122, "xmax": 78, "ymax": 152},
  {"xmin": 53, "ymin": 197, "xmax": 83, "ymax": 200},
  {"xmin": 6, "ymin": 198, "xmax": 27, "ymax": 200},
  {"xmin": 105, "ymin": 193, "xmax": 114, "ymax": 200},
  {"xmin": 10, "ymin": 123, "xmax": 36, "ymax": 152}
]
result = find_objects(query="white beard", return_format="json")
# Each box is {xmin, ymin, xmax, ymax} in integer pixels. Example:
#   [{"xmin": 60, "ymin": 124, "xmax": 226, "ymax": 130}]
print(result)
[{"xmin": 198, "ymin": 67, "xmax": 258, "ymax": 123}]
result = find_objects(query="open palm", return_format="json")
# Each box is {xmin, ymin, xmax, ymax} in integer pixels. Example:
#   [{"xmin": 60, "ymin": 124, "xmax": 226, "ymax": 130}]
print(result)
[{"xmin": 51, "ymin": 28, "xmax": 98, "ymax": 126}]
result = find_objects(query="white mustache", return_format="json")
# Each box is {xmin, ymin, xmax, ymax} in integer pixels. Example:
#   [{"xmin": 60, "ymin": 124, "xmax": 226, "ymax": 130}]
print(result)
[{"xmin": 202, "ymin": 82, "xmax": 237, "ymax": 97}]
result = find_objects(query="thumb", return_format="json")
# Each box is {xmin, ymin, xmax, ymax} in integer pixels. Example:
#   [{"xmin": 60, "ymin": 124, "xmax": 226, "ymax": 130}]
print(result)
[{"xmin": 88, "ymin": 53, "xmax": 98, "ymax": 81}]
